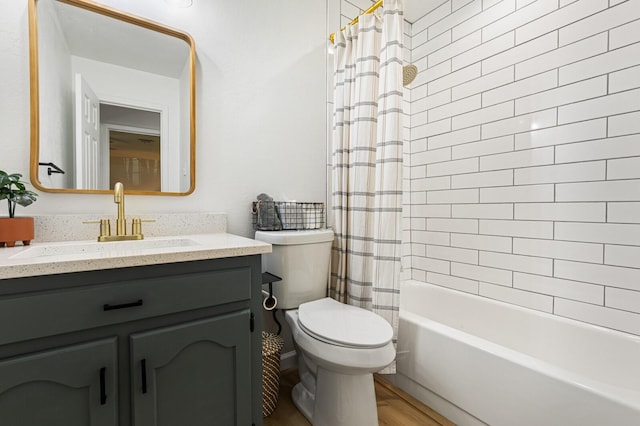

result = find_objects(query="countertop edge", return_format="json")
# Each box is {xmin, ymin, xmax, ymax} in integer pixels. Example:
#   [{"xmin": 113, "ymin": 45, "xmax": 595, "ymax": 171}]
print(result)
[{"xmin": 0, "ymin": 233, "xmax": 271, "ymax": 280}]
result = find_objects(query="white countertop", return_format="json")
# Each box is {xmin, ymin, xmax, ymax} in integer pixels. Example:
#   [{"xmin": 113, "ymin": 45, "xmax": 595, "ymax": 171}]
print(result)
[{"xmin": 0, "ymin": 233, "xmax": 271, "ymax": 280}]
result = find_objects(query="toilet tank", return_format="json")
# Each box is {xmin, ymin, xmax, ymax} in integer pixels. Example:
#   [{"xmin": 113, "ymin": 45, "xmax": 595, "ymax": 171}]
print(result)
[{"xmin": 255, "ymin": 229, "xmax": 334, "ymax": 309}]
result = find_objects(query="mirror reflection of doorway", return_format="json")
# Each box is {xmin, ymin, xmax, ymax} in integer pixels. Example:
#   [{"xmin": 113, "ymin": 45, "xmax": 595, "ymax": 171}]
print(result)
[
  {"xmin": 100, "ymin": 103, "xmax": 162, "ymax": 191},
  {"xmin": 109, "ymin": 130, "xmax": 161, "ymax": 191}
]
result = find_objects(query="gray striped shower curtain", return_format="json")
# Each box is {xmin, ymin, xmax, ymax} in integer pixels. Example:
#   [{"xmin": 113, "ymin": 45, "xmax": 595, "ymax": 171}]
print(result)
[{"xmin": 330, "ymin": 0, "xmax": 404, "ymax": 373}]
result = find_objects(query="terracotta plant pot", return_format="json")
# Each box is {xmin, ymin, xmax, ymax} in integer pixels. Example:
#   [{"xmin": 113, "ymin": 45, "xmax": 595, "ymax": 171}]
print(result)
[{"xmin": 0, "ymin": 217, "xmax": 35, "ymax": 247}]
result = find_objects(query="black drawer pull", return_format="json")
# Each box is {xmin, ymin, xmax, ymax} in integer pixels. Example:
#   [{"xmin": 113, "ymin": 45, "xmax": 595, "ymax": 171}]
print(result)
[
  {"xmin": 103, "ymin": 299, "xmax": 143, "ymax": 311},
  {"xmin": 141, "ymin": 358, "xmax": 148, "ymax": 394},
  {"xmin": 99, "ymin": 367, "xmax": 107, "ymax": 405}
]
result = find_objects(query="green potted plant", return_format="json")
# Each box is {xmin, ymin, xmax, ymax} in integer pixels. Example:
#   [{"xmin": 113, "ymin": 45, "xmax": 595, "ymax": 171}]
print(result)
[{"xmin": 0, "ymin": 170, "xmax": 38, "ymax": 247}]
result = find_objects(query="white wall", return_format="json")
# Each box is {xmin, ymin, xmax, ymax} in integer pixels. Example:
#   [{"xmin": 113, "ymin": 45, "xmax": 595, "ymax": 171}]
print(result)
[
  {"xmin": 1, "ymin": 0, "xmax": 327, "ymax": 237},
  {"xmin": 407, "ymin": 0, "xmax": 640, "ymax": 336}
]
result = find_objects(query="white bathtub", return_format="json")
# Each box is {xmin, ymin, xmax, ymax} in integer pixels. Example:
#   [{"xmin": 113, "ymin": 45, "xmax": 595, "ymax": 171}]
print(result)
[{"xmin": 391, "ymin": 280, "xmax": 640, "ymax": 426}]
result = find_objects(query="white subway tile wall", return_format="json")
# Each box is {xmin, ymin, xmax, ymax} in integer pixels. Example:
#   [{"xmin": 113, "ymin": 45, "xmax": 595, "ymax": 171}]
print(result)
[
  {"xmin": 334, "ymin": 0, "xmax": 640, "ymax": 336},
  {"xmin": 406, "ymin": 0, "xmax": 640, "ymax": 336}
]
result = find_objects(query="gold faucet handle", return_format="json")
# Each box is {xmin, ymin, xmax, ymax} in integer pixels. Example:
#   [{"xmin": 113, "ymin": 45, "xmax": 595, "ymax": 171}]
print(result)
[
  {"xmin": 83, "ymin": 219, "xmax": 111, "ymax": 238},
  {"xmin": 132, "ymin": 218, "xmax": 155, "ymax": 236}
]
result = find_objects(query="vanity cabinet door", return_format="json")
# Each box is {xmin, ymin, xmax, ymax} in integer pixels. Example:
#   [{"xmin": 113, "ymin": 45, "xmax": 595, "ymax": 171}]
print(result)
[
  {"xmin": 0, "ymin": 337, "xmax": 118, "ymax": 426},
  {"xmin": 130, "ymin": 310, "xmax": 253, "ymax": 426}
]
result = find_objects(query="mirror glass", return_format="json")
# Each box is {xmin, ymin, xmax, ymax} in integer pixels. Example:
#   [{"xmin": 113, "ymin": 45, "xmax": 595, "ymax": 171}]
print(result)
[{"xmin": 29, "ymin": 0, "xmax": 196, "ymax": 195}]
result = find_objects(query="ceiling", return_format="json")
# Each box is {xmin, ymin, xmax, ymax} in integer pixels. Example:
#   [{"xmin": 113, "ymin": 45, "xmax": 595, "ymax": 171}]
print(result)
[{"xmin": 404, "ymin": 0, "xmax": 444, "ymax": 23}]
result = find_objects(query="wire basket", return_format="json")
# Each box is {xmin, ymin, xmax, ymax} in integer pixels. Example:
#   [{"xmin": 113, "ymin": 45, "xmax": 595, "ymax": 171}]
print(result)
[{"xmin": 252, "ymin": 201, "xmax": 325, "ymax": 231}]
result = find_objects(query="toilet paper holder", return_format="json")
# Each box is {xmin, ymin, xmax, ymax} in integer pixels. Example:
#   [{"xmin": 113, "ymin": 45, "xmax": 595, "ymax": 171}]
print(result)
[{"xmin": 262, "ymin": 272, "xmax": 283, "ymax": 332}]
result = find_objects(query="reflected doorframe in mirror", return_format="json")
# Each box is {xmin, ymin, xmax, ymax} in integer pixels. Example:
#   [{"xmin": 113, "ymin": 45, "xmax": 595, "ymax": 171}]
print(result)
[{"xmin": 28, "ymin": 0, "xmax": 196, "ymax": 196}]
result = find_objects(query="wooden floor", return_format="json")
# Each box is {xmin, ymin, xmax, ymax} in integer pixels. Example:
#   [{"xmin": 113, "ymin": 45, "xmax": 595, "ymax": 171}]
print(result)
[{"xmin": 263, "ymin": 369, "xmax": 454, "ymax": 426}]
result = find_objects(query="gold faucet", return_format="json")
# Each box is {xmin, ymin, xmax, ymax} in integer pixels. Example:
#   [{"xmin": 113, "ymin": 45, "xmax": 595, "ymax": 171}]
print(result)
[
  {"xmin": 114, "ymin": 182, "xmax": 127, "ymax": 237},
  {"xmin": 85, "ymin": 182, "xmax": 151, "ymax": 242}
]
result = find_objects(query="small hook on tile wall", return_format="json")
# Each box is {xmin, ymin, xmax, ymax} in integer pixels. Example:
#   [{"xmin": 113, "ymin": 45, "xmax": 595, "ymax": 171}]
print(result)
[{"xmin": 38, "ymin": 162, "xmax": 65, "ymax": 176}]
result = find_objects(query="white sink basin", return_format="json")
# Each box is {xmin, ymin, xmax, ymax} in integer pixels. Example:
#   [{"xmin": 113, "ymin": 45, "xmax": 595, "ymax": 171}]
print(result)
[{"xmin": 10, "ymin": 238, "xmax": 201, "ymax": 260}]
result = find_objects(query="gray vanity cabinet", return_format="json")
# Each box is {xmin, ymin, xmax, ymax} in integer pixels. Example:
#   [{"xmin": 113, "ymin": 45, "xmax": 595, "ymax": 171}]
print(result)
[
  {"xmin": 0, "ymin": 256, "xmax": 263, "ymax": 426},
  {"xmin": 130, "ymin": 311, "xmax": 252, "ymax": 426},
  {"xmin": 0, "ymin": 337, "xmax": 118, "ymax": 426}
]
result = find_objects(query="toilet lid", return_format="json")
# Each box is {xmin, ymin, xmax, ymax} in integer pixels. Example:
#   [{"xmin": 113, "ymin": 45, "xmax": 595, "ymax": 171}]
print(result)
[{"xmin": 297, "ymin": 298, "xmax": 393, "ymax": 348}]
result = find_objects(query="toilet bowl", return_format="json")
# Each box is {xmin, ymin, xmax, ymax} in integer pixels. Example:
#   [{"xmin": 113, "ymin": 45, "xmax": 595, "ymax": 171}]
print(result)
[
  {"xmin": 285, "ymin": 298, "xmax": 395, "ymax": 425},
  {"xmin": 254, "ymin": 229, "xmax": 396, "ymax": 426}
]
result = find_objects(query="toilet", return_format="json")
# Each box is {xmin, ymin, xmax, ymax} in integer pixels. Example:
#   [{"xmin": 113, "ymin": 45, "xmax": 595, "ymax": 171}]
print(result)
[{"xmin": 255, "ymin": 229, "xmax": 396, "ymax": 426}]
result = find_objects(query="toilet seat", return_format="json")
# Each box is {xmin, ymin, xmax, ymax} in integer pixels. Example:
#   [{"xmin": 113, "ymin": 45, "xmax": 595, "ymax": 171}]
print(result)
[{"xmin": 297, "ymin": 298, "xmax": 393, "ymax": 348}]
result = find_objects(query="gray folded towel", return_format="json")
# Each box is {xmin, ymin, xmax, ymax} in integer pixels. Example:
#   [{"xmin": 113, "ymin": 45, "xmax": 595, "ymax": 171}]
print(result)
[{"xmin": 256, "ymin": 193, "xmax": 282, "ymax": 231}]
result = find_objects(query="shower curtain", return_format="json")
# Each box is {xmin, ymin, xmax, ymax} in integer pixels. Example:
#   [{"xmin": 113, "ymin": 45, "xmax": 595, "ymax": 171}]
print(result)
[{"xmin": 330, "ymin": 0, "xmax": 404, "ymax": 373}]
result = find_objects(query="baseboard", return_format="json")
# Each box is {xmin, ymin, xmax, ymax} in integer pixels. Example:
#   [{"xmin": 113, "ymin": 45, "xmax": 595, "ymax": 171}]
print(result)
[{"xmin": 280, "ymin": 350, "xmax": 297, "ymax": 371}]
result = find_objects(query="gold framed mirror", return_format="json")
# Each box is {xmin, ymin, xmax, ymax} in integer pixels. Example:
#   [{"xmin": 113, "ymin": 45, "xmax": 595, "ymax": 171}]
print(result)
[{"xmin": 29, "ymin": 0, "xmax": 196, "ymax": 195}]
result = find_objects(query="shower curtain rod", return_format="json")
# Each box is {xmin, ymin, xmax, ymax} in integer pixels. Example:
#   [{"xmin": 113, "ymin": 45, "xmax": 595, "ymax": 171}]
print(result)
[{"xmin": 329, "ymin": 0, "xmax": 383, "ymax": 44}]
